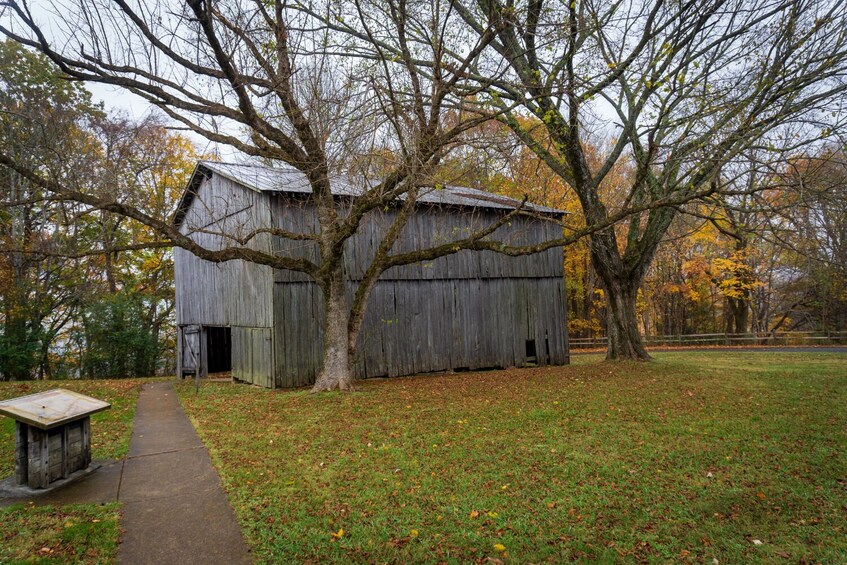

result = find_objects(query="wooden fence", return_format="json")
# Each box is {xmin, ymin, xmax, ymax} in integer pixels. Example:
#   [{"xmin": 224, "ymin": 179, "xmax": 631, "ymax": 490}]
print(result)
[{"xmin": 569, "ymin": 331, "xmax": 847, "ymax": 350}]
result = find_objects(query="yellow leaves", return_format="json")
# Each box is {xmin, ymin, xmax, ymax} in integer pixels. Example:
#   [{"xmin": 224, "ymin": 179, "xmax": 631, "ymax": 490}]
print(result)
[
  {"xmin": 568, "ymin": 317, "xmax": 602, "ymax": 335},
  {"xmin": 140, "ymin": 255, "xmax": 162, "ymax": 272},
  {"xmin": 493, "ymin": 543, "xmax": 507, "ymax": 552},
  {"xmin": 409, "ymin": 529, "xmax": 419, "ymax": 538},
  {"xmin": 330, "ymin": 528, "xmax": 344, "ymax": 539},
  {"xmin": 487, "ymin": 511, "xmax": 499, "ymax": 518}
]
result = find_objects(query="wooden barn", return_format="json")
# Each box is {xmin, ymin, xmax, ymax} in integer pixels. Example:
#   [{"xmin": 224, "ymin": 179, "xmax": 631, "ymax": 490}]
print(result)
[{"xmin": 173, "ymin": 161, "xmax": 569, "ymax": 388}]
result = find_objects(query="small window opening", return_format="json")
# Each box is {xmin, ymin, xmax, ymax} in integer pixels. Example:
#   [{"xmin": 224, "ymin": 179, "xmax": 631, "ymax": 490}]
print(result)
[{"xmin": 525, "ymin": 339, "xmax": 537, "ymax": 363}]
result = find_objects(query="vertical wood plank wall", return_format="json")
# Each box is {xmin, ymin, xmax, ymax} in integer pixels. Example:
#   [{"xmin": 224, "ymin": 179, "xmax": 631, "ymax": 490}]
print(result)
[
  {"xmin": 272, "ymin": 278, "xmax": 568, "ymax": 387},
  {"xmin": 174, "ymin": 174, "xmax": 569, "ymax": 389},
  {"xmin": 174, "ymin": 175, "xmax": 275, "ymax": 385},
  {"xmin": 270, "ymin": 195, "xmax": 569, "ymax": 388}
]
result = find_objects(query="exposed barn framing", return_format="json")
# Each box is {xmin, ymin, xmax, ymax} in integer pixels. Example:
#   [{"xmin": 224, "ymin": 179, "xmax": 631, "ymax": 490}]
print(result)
[{"xmin": 174, "ymin": 161, "xmax": 569, "ymax": 388}]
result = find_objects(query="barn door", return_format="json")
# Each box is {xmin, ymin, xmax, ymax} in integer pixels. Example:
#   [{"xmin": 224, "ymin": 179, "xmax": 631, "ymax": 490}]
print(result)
[
  {"xmin": 231, "ymin": 327, "xmax": 273, "ymax": 388},
  {"xmin": 181, "ymin": 326, "xmax": 200, "ymax": 376}
]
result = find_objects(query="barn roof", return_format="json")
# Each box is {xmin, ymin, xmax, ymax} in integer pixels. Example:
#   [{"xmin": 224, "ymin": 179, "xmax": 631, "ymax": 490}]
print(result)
[{"xmin": 174, "ymin": 160, "xmax": 566, "ymax": 228}]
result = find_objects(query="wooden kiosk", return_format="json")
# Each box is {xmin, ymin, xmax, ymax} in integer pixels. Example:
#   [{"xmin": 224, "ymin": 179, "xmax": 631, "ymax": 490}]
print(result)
[{"xmin": 0, "ymin": 389, "xmax": 110, "ymax": 489}]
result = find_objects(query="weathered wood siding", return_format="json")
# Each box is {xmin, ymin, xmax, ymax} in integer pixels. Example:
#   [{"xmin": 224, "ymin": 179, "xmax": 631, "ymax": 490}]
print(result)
[
  {"xmin": 175, "ymin": 182, "xmax": 569, "ymax": 389},
  {"xmin": 269, "ymin": 196, "xmax": 563, "ymax": 282},
  {"xmin": 174, "ymin": 174, "xmax": 275, "ymax": 384},
  {"xmin": 232, "ymin": 327, "xmax": 273, "ymax": 387},
  {"xmin": 269, "ymin": 195, "xmax": 568, "ymax": 388},
  {"xmin": 175, "ymin": 175, "xmax": 274, "ymax": 327},
  {"xmin": 272, "ymin": 277, "xmax": 568, "ymax": 387}
]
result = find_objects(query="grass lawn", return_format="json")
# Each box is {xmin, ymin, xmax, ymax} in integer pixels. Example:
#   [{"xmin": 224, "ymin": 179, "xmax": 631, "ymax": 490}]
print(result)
[
  {"xmin": 0, "ymin": 380, "xmax": 143, "ymax": 564},
  {"xmin": 177, "ymin": 352, "xmax": 847, "ymax": 564}
]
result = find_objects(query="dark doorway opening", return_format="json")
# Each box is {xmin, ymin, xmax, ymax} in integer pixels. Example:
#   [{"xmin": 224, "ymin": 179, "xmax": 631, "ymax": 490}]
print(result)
[
  {"xmin": 525, "ymin": 339, "xmax": 537, "ymax": 363},
  {"xmin": 206, "ymin": 326, "xmax": 232, "ymax": 374}
]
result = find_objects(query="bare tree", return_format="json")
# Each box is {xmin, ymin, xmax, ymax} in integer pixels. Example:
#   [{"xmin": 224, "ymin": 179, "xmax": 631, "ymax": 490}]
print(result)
[
  {"xmin": 0, "ymin": 0, "xmax": 561, "ymax": 390},
  {"xmin": 775, "ymin": 149, "xmax": 847, "ymax": 332},
  {"xmin": 406, "ymin": 0, "xmax": 847, "ymax": 359}
]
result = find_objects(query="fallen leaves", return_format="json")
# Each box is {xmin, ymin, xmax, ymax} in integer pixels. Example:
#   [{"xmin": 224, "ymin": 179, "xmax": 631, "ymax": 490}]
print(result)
[{"xmin": 167, "ymin": 355, "xmax": 847, "ymax": 563}]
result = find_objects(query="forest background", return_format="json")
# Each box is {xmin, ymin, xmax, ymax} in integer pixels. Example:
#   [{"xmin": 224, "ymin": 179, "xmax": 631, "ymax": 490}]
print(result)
[{"xmin": 1, "ymin": 38, "xmax": 844, "ymax": 381}]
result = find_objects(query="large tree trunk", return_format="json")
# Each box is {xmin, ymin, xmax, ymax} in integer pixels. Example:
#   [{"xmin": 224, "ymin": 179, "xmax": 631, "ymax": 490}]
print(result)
[
  {"xmin": 726, "ymin": 296, "xmax": 749, "ymax": 334},
  {"xmin": 311, "ymin": 269, "xmax": 355, "ymax": 392},
  {"xmin": 586, "ymin": 220, "xmax": 657, "ymax": 361},
  {"xmin": 602, "ymin": 274, "xmax": 651, "ymax": 360}
]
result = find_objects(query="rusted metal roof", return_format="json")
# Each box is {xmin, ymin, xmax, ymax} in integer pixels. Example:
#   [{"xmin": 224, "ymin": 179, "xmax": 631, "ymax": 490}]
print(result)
[{"xmin": 174, "ymin": 161, "xmax": 566, "ymax": 227}]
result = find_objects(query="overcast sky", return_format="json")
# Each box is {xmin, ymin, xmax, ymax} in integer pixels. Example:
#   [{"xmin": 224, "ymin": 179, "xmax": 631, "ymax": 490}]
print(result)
[
  {"xmin": 87, "ymin": 83, "xmax": 149, "ymax": 119},
  {"xmin": 85, "ymin": 81, "xmax": 237, "ymax": 160}
]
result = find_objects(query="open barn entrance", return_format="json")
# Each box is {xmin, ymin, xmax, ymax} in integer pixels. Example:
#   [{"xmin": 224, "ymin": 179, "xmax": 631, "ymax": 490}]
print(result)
[{"xmin": 206, "ymin": 326, "xmax": 232, "ymax": 375}]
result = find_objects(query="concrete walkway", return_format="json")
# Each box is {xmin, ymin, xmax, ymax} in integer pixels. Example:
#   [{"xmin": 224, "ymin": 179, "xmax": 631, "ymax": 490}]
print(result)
[
  {"xmin": 117, "ymin": 381, "xmax": 252, "ymax": 564},
  {"xmin": 1, "ymin": 382, "xmax": 252, "ymax": 563}
]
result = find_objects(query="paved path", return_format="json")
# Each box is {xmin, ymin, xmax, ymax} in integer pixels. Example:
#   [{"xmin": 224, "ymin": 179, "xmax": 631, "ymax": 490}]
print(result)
[
  {"xmin": 1, "ymin": 382, "xmax": 252, "ymax": 562},
  {"xmin": 571, "ymin": 346, "xmax": 847, "ymax": 355},
  {"xmin": 117, "ymin": 381, "xmax": 251, "ymax": 564}
]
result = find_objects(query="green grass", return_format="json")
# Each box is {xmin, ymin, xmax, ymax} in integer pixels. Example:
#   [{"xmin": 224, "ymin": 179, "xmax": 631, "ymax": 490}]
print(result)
[
  {"xmin": 176, "ymin": 352, "xmax": 847, "ymax": 564},
  {"xmin": 1, "ymin": 380, "xmax": 144, "ymax": 564},
  {"xmin": 0, "ymin": 503, "xmax": 120, "ymax": 564}
]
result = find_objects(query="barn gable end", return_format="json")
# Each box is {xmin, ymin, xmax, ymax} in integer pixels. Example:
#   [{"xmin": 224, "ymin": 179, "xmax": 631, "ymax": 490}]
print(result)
[{"xmin": 174, "ymin": 171, "xmax": 274, "ymax": 386}]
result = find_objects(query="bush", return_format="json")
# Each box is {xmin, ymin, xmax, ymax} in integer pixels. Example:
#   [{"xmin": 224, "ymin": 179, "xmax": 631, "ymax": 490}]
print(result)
[{"xmin": 81, "ymin": 293, "xmax": 158, "ymax": 378}]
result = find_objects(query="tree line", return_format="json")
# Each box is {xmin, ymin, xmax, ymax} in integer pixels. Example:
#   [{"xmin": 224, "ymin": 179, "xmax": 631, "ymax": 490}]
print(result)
[
  {"xmin": 483, "ymin": 139, "xmax": 847, "ymax": 339},
  {"xmin": 0, "ymin": 41, "xmax": 198, "ymax": 380},
  {"xmin": 0, "ymin": 0, "xmax": 845, "ymax": 388}
]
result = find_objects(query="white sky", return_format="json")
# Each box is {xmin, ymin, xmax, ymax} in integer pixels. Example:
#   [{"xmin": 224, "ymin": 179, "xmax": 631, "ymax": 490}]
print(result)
[
  {"xmin": 86, "ymin": 83, "xmax": 150, "ymax": 119},
  {"xmin": 85, "ymin": 83, "xmax": 237, "ymax": 160}
]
